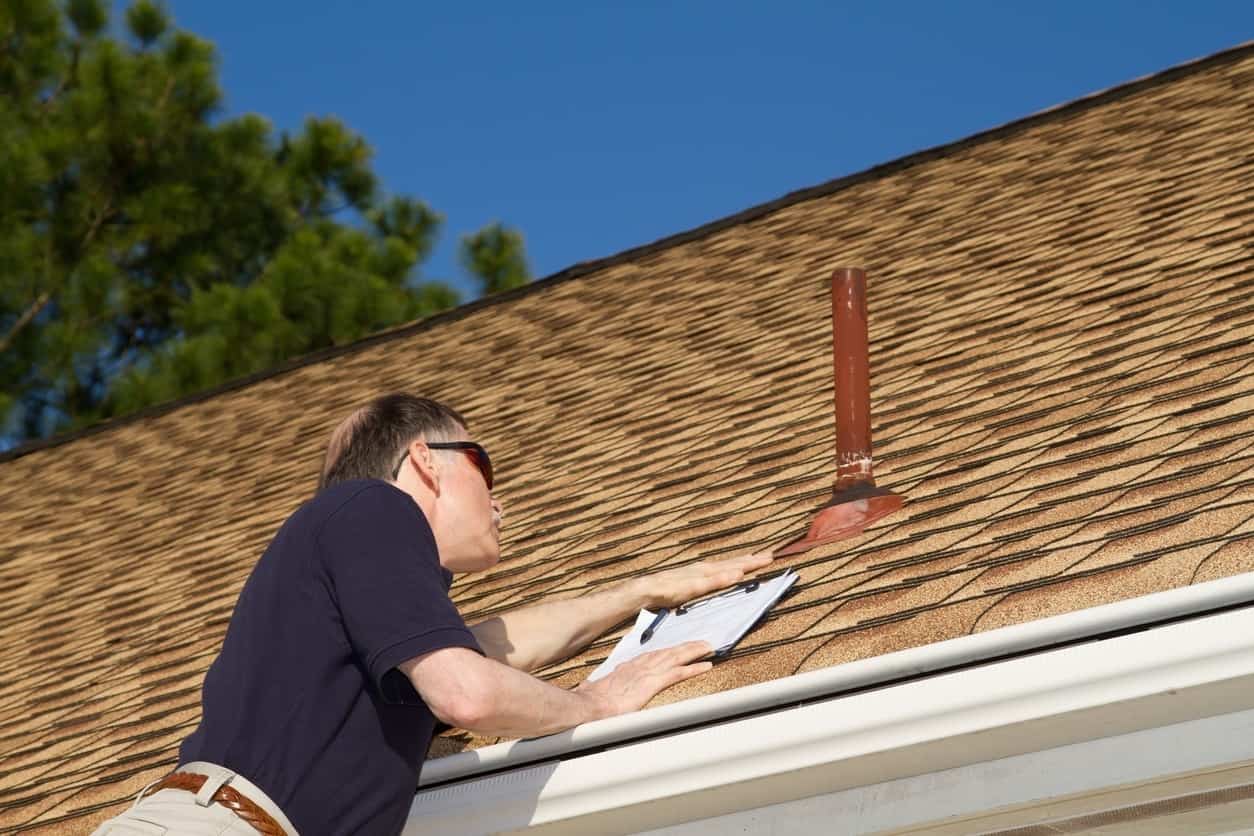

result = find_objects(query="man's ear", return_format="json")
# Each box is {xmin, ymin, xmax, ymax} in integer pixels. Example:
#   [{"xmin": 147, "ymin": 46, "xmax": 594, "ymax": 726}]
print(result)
[{"xmin": 408, "ymin": 440, "xmax": 442, "ymax": 495}]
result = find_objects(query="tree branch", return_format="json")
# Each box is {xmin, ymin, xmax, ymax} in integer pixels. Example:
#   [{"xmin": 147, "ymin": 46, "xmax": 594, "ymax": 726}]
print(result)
[
  {"xmin": 81, "ymin": 198, "xmax": 113, "ymax": 249},
  {"xmin": 0, "ymin": 292, "xmax": 51, "ymax": 355},
  {"xmin": 155, "ymin": 73, "xmax": 175, "ymax": 112},
  {"xmin": 40, "ymin": 41, "xmax": 81, "ymax": 115},
  {"xmin": 2, "ymin": 199, "xmax": 115, "ymax": 358}
]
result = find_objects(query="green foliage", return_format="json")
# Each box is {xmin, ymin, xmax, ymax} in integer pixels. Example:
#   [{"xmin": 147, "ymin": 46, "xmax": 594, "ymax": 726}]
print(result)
[
  {"xmin": 0, "ymin": 0, "xmax": 532, "ymax": 446},
  {"xmin": 460, "ymin": 223, "xmax": 532, "ymax": 295},
  {"xmin": 124, "ymin": 0, "xmax": 167, "ymax": 47},
  {"xmin": 65, "ymin": 0, "xmax": 105, "ymax": 38}
]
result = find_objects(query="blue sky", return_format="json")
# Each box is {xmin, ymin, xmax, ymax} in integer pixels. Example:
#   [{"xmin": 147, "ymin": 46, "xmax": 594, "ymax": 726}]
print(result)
[{"xmin": 170, "ymin": 2, "xmax": 1252, "ymax": 301}]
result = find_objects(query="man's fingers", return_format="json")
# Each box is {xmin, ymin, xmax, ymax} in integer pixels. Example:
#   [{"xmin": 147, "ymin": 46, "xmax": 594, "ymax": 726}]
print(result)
[
  {"xmin": 699, "ymin": 552, "xmax": 774, "ymax": 588},
  {"xmin": 738, "ymin": 550, "xmax": 774, "ymax": 569},
  {"xmin": 670, "ymin": 660, "xmax": 714, "ymax": 685},
  {"xmin": 639, "ymin": 641, "xmax": 712, "ymax": 667},
  {"xmin": 664, "ymin": 640, "xmax": 713, "ymax": 663},
  {"xmin": 708, "ymin": 551, "xmax": 773, "ymax": 575},
  {"xmin": 749, "ymin": 550, "xmax": 774, "ymax": 567},
  {"xmin": 678, "ymin": 640, "xmax": 714, "ymax": 660},
  {"xmin": 660, "ymin": 551, "xmax": 778, "ymax": 605}
]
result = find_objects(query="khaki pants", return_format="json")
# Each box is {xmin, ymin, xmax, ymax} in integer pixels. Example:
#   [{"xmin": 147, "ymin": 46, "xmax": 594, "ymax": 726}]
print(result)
[{"xmin": 91, "ymin": 762, "xmax": 299, "ymax": 836}]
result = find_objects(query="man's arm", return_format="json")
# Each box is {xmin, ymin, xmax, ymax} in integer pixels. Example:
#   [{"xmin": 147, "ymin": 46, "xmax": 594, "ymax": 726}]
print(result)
[
  {"xmin": 467, "ymin": 551, "xmax": 773, "ymax": 672},
  {"xmin": 400, "ymin": 641, "xmax": 713, "ymax": 739}
]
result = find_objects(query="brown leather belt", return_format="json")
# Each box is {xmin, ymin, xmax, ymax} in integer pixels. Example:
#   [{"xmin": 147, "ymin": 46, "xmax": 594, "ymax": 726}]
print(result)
[{"xmin": 147, "ymin": 771, "xmax": 287, "ymax": 836}]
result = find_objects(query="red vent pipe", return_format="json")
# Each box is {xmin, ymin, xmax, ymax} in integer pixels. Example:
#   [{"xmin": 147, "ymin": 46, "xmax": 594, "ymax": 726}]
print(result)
[{"xmin": 775, "ymin": 267, "xmax": 903, "ymax": 557}]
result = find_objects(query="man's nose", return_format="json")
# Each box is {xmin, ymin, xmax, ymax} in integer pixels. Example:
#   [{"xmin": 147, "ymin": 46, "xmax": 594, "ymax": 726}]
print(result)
[{"xmin": 491, "ymin": 497, "xmax": 503, "ymax": 517}]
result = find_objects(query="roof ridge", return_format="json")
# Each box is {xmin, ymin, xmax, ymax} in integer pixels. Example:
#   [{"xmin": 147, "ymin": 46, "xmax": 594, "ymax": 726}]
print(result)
[{"xmin": 5, "ymin": 39, "xmax": 1252, "ymax": 464}]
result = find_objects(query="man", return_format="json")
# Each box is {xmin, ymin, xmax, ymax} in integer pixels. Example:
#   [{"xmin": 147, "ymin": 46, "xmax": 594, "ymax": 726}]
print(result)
[{"xmin": 93, "ymin": 394, "xmax": 772, "ymax": 835}]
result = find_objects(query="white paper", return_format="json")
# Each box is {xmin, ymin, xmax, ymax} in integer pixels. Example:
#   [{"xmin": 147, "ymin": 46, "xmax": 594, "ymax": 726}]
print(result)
[{"xmin": 587, "ymin": 570, "xmax": 798, "ymax": 682}]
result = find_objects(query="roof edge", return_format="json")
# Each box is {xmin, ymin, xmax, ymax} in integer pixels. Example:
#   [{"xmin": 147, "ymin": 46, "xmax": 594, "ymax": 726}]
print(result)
[
  {"xmin": 419, "ymin": 570, "xmax": 1254, "ymax": 787},
  {"xmin": 408, "ymin": 604, "xmax": 1254, "ymax": 834},
  {"xmin": 5, "ymin": 39, "xmax": 1252, "ymax": 464}
]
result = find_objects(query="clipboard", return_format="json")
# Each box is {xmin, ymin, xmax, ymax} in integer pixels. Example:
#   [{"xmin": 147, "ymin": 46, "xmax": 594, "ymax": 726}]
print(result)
[{"xmin": 587, "ymin": 569, "xmax": 799, "ymax": 681}]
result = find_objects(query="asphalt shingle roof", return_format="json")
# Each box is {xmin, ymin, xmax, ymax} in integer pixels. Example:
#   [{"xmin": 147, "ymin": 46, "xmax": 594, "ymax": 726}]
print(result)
[{"xmin": 2, "ymin": 42, "xmax": 1253, "ymax": 833}]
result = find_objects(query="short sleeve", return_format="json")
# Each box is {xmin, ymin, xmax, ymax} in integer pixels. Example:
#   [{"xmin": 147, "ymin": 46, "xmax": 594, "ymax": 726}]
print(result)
[{"xmin": 318, "ymin": 483, "xmax": 482, "ymax": 704}]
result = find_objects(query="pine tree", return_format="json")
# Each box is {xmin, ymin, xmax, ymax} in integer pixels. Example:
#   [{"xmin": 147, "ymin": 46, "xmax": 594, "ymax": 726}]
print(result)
[
  {"xmin": 0, "ymin": 0, "xmax": 531, "ymax": 446},
  {"xmin": 461, "ymin": 223, "xmax": 531, "ymax": 294}
]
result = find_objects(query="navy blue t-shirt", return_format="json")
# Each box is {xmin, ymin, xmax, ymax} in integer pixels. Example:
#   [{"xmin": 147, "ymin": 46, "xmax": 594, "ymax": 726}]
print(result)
[{"xmin": 180, "ymin": 480, "xmax": 483, "ymax": 835}]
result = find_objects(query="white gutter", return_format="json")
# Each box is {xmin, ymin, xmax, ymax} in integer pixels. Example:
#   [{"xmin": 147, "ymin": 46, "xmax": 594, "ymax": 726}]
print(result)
[
  {"xmin": 421, "ymin": 571, "xmax": 1254, "ymax": 787},
  {"xmin": 409, "ymin": 585, "xmax": 1254, "ymax": 835}
]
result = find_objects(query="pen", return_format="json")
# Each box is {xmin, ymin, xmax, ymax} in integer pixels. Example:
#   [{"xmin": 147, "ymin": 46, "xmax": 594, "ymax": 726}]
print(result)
[{"xmin": 640, "ymin": 608, "xmax": 670, "ymax": 644}]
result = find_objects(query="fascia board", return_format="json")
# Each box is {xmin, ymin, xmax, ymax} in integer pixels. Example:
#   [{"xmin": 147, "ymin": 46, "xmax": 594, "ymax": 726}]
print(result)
[
  {"xmin": 407, "ymin": 603, "xmax": 1254, "ymax": 835},
  {"xmin": 640, "ymin": 709, "xmax": 1254, "ymax": 835}
]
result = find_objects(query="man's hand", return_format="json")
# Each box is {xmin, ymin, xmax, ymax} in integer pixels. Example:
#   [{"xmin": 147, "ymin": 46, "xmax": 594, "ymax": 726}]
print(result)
[
  {"xmin": 576, "ymin": 641, "xmax": 714, "ymax": 718},
  {"xmin": 631, "ymin": 551, "xmax": 775, "ymax": 610}
]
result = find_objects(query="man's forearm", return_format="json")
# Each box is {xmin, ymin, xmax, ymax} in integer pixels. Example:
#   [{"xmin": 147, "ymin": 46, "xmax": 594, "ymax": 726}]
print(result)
[
  {"xmin": 405, "ymin": 647, "xmax": 606, "ymax": 739},
  {"xmin": 462, "ymin": 656, "xmax": 605, "ymax": 738},
  {"xmin": 469, "ymin": 579, "xmax": 650, "ymax": 672}
]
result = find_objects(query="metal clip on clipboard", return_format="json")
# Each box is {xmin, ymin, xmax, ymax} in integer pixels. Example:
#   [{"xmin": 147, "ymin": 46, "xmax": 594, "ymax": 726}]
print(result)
[{"xmin": 674, "ymin": 578, "xmax": 761, "ymax": 616}]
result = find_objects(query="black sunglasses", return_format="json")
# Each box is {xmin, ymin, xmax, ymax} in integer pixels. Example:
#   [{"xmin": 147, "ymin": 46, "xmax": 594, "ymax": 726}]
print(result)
[{"xmin": 392, "ymin": 442, "xmax": 494, "ymax": 490}]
